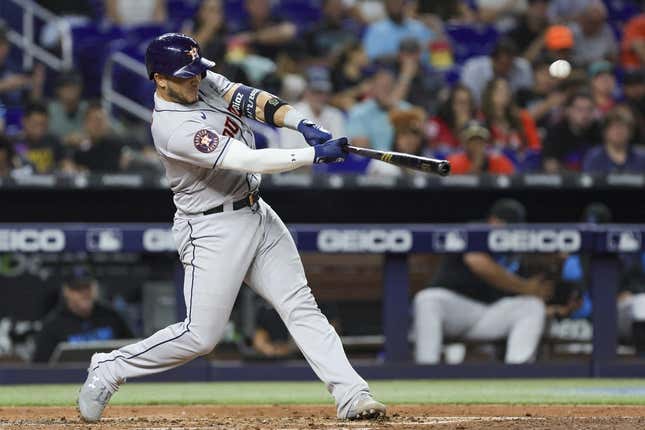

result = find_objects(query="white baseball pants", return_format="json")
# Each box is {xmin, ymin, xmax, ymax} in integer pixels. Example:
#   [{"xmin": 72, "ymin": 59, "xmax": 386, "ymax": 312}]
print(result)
[{"xmin": 92, "ymin": 199, "xmax": 369, "ymax": 417}]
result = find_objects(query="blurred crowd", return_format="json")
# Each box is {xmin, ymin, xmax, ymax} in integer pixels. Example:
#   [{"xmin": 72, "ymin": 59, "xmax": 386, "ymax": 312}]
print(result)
[{"xmin": 1, "ymin": 0, "xmax": 645, "ymax": 178}]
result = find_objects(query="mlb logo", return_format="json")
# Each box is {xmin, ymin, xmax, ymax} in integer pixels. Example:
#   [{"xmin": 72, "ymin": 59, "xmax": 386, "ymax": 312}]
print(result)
[
  {"xmin": 433, "ymin": 230, "xmax": 467, "ymax": 252},
  {"xmin": 87, "ymin": 229, "xmax": 123, "ymax": 252},
  {"xmin": 607, "ymin": 230, "xmax": 642, "ymax": 252}
]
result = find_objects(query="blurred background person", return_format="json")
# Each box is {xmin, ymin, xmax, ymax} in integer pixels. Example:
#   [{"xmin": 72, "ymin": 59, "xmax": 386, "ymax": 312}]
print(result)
[
  {"xmin": 460, "ymin": 38, "xmax": 533, "ymax": 105},
  {"xmin": 12, "ymin": 102, "xmax": 65, "ymax": 174},
  {"xmin": 366, "ymin": 106, "xmax": 426, "ymax": 176},
  {"xmin": 32, "ymin": 266, "xmax": 134, "ymax": 363},
  {"xmin": 622, "ymin": 69, "xmax": 645, "ymax": 140},
  {"xmin": 426, "ymin": 84, "xmax": 476, "ymax": 154},
  {"xmin": 304, "ymin": 0, "xmax": 360, "ymax": 63},
  {"xmin": 362, "ymin": 0, "xmax": 435, "ymax": 63},
  {"xmin": 589, "ymin": 60, "xmax": 618, "ymax": 117},
  {"xmin": 329, "ymin": 41, "xmax": 370, "ymax": 110},
  {"xmin": 514, "ymin": 58, "xmax": 567, "ymax": 128},
  {"xmin": 346, "ymin": 66, "xmax": 410, "ymax": 150},
  {"xmin": 47, "ymin": 72, "xmax": 87, "ymax": 144},
  {"xmin": 475, "ymin": 0, "xmax": 527, "ymax": 33},
  {"xmin": 0, "ymin": 25, "xmax": 45, "ymax": 108},
  {"xmin": 481, "ymin": 77, "xmax": 541, "ymax": 156},
  {"xmin": 547, "ymin": 0, "xmax": 597, "ymax": 24},
  {"xmin": 279, "ymin": 67, "xmax": 346, "ymax": 149},
  {"xmin": 105, "ymin": 0, "xmax": 167, "ymax": 26},
  {"xmin": 507, "ymin": 0, "xmax": 550, "ymax": 63},
  {"xmin": 542, "ymin": 91, "xmax": 602, "ymax": 173},
  {"xmin": 447, "ymin": 120, "xmax": 515, "ymax": 175},
  {"xmin": 570, "ymin": 2, "xmax": 617, "ymax": 68},
  {"xmin": 621, "ymin": 12, "xmax": 645, "ymax": 70},
  {"xmin": 413, "ymin": 199, "xmax": 553, "ymax": 364},
  {"xmin": 583, "ymin": 107, "xmax": 645, "ymax": 173}
]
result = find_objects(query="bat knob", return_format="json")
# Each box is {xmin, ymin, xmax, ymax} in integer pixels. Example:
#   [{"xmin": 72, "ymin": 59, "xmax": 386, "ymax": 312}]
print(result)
[{"xmin": 438, "ymin": 161, "xmax": 451, "ymax": 176}]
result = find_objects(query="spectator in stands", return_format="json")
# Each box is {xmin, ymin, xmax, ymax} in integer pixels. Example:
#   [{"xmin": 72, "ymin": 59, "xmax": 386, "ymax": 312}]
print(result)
[
  {"xmin": 304, "ymin": 0, "xmax": 360, "ymax": 62},
  {"xmin": 426, "ymin": 84, "xmax": 476, "ymax": 153},
  {"xmin": 570, "ymin": 2, "xmax": 618, "ymax": 68},
  {"xmin": 47, "ymin": 72, "xmax": 88, "ymax": 143},
  {"xmin": 475, "ymin": 0, "xmax": 527, "ymax": 33},
  {"xmin": 366, "ymin": 107, "xmax": 426, "ymax": 176},
  {"xmin": 481, "ymin": 77, "xmax": 541, "ymax": 153},
  {"xmin": 33, "ymin": 265, "xmax": 133, "ymax": 363},
  {"xmin": 621, "ymin": 13, "xmax": 645, "ymax": 70},
  {"xmin": 105, "ymin": 0, "xmax": 167, "ymax": 26},
  {"xmin": 182, "ymin": 0, "xmax": 250, "ymax": 84},
  {"xmin": 589, "ymin": 60, "xmax": 618, "ymax": 117},
  {"xmin": 416, "ymin": 0, "xmax": 477, "ymax": 24},
  {"xmin": 447, "ymin": 120, "xmax": 515, "ymax": 175},
  {"xmin": 0, "ymin": 26, "xmax": 45, "ymax": 108},
  {"xmin": 583, "ymin": 107, "xmax": 645, "ymax": 173},
  {"xmin": 329, "ymin": 42, "xmax": 370, "ymax": 110},
  {"xmin": 623, "ymin": 69, "xmax": 645, "ymax": 140},
  {"xmin": 506, "ymin": 0, "xmax": 549, "ymax": 62},
  {"xmin": 0, "ymin": 135, "xmax": 17, "ymax": 177},
  {"xmin": 362, "ymin": 0, "xmax": 434, "ymax": 62},
  {"xmin": 541, "ymin": 25, "xmax": 576, "ymax": 65},
  {"xmin": 542, "ymin": 91, "xmax": 602, "ymax": 173},
  {"xmin": 13, "ymin": 102, "xmax": 65, "ymax": 174},
  {"xmin": 413, "ymin": 199, "xmax": 553, "ymax": 364},
  {"xmin": 514, "ymin": 58, "xmax": 566, "ymax": 128},
  {"xmin": 70, "ymin": 102, "xmax": 136, "ymax": 173},
  {"xmin": 346, "ymin": 66, "xmax": 411, "ymax": 151},
  {"xmin": 279, "ymin": 67, "xmax": 346, "ymax": 149},
  {"xmin": 547, "ymin": 0, "xmax": 598, "ymax": 24},
  {"xmin": 234, "ymin": 0, "xmax": 298, "ymax": 61},
  {"xmin": 391, "ymin": 38, "xmax": 445, "ymax": 115},
  {"xmin": 460, "ymin": 38, "xmax": 533, "ymax": 104}
]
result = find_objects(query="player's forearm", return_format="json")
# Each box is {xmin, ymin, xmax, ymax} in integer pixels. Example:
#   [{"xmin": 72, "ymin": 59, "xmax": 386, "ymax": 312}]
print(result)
[
  {"xmin": 220, "ymin": 138, "xmax": 314, "ymax": 173},
  {"xmin": 464, "ymin": 252, "xmax": 527, "ymax": 294}
]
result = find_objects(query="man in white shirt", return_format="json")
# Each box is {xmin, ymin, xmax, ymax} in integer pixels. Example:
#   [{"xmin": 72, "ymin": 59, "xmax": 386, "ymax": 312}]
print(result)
[{"xmin": 279, "ymin": 67, "xmax": 346, "ymax": 149}]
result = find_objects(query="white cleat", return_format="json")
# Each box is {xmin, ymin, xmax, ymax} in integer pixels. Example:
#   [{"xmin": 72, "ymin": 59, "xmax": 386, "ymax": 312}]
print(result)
[
  {"xmin": 77, "ymin": 356, "xmax": 113, "ymax": 422},
  {"xmin": 344, "ymin": 394, "xmax": 387, "ymax": 420}
]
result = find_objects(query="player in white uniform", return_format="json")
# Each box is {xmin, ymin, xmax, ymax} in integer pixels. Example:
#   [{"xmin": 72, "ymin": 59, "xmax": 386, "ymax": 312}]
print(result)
[{"xmin": 78, "ymin": 33, "xmax": 385, "ymax": 422}]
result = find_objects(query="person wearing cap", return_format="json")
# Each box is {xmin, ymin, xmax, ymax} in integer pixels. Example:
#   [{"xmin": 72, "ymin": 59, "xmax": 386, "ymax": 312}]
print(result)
[
  {"xmin": 542, "ymin": 25, "xmax": 576, "ymax": 64},
  {"xmin": 279, "ymin": 67, "xmax": 346, "ymax": 150},
  {"xmin": 413, "ymin": 199, "xmax": 554, "ymax": 364},
  {"xmin": 447, "ymin": 120, "xmax": 515, "ymax": 175},
  {"xmin": 582, "ymin": 106, "xmax": 645, "ymax": 173},
  {"xmin": 32, "ymin": 266, "xmax": 133, "ymax": 363},
  {"xmin": 589, "ymin": 60, "xmax": 617, "ymax": 116},
  {"xmin": 460, "ymin": 37, "xmax": 533, "ymax": 104},
  {"xmin": 47, "ymin": 72, "xmax": 88, "ymax": 142}
]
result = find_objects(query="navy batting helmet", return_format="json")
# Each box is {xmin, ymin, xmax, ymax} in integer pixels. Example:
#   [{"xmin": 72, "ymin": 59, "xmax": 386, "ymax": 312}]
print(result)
[{"xmin": 145, "ymin": 33, "xmax": 215, "ymax": 80}]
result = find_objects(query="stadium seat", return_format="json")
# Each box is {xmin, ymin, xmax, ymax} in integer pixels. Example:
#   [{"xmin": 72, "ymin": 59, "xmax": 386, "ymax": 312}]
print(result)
[{"xmin": 445, "ymin": 24, "xmax": 499, "ymax": 64}]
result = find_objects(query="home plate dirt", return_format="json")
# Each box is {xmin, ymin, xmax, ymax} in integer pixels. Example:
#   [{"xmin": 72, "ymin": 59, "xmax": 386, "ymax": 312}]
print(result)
[{"xmin": 1, "ymin": 405, "xmax": 644, "ymax": 429}]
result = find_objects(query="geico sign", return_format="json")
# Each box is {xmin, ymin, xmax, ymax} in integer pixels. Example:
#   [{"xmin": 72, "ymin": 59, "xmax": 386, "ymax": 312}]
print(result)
[
  {"xmin": 0, "ymin": 229, "xmax": 65, "ymax": 252},
  {"xmin": 317, "ymin": 229, "xmax": 412, "ymax": 252},
  {"xmin": 488, "ymin": 229, "xmax": 581, "ymax": 252},
  {"xmin": 143, "ymin": 229, "xmax": 176, "ymax": 252}
]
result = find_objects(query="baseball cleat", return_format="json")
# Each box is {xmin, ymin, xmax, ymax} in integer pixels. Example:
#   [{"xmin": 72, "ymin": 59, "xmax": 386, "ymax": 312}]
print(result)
[
  {"xmin": 345, "ymin": 394, "xmax": 386, "ymax": 420},
  {"xmin": 77, "ymin": 355, "xmax": 113, "ymax": 422}
]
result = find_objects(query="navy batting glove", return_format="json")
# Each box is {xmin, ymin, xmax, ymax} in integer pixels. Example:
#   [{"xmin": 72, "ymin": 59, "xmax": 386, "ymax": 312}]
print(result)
[
  {"xmin": 314, "ymin": 137, "xmax": 348, "ymax": 164},
  {"xmin": 298, "ymin": 119, "xmax": 332, "ymax": 146}
]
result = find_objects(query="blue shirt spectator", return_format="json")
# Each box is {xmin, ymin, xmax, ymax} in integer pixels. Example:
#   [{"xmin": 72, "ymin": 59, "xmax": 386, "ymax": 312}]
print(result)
[
  {"xmin": 582, "ymin": 107, "xmax": 645, "ymax": 173},
  {"xmin": 362, "ymin": 0, "xmax": 434, "ymax": 62},
  {"xmin": 347, "ymin": 67, "xmax": 410, "ymax": 151}
]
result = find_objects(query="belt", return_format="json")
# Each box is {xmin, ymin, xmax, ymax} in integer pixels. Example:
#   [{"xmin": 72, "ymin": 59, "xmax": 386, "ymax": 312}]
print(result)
[{"xmin": 203, "ymin": 191, "xmax": 260, "ymax": 216}]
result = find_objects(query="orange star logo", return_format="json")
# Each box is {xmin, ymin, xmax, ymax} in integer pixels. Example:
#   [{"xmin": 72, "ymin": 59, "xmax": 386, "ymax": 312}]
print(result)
[{"xmin": 187, "ymin": 47, "xmax": 199, "ymax": 61}]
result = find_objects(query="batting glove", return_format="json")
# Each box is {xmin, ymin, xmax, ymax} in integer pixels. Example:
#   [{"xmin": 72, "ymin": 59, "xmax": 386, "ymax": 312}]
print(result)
[
  {"xmin": 314, "ymin": 137, "xmax": 348, "ymax": 164},
  {"xmin": 298, "ymin": 119, "xmax": 332, "ymax": 146}
]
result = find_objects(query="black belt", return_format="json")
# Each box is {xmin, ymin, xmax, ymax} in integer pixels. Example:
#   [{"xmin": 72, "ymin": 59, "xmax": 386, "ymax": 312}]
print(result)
[{"xmin": 203, "ymin": 191, "xmax": 260, "ymax": 216}]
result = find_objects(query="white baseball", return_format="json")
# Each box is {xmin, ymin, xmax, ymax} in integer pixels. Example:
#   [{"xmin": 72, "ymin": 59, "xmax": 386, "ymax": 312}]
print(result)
[{"xmin": 549, "ymin": 59, "xmax": 571, "ymax": 79}]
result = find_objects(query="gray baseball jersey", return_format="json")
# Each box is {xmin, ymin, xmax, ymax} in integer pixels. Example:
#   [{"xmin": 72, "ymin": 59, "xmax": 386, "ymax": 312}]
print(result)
[{"xmin": 151, "ymin": 71, "xmax": 260, "ymax": 215}]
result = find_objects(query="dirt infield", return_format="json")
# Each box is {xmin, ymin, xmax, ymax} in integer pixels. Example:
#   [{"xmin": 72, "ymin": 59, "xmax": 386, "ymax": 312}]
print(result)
[{"xmin": 1, "ymin": 404, "xmax": 644, "ymax": 429}]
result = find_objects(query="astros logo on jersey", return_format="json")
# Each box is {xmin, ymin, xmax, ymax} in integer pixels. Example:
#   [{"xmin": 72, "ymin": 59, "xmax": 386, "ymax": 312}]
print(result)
[
  {"xmin": 194, "ymin": 129, "xmax": 219, "ymax": 153},
  {"xmin": 187, "ymin": 47, "xmax": 199, "ymax": 61}
]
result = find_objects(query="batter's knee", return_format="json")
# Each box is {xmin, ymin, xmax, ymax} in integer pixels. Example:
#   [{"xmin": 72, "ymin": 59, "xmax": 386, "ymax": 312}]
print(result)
[
  {"xmin": 185, "ymin": 328, "xmax": 222, "ymax": 356},
  {"xmin": 518, "ymin": 296, "xmax": 546, "ymax": 319},
  {"xmin": 414, "ymin": 288, "xmax": 453, "ymax": 311}
]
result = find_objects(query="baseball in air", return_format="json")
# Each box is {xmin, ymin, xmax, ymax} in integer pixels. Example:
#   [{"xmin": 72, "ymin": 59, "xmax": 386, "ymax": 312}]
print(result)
[{"xmin": 549, "ymin": 59, "xmax": 571, "ymax": 79}]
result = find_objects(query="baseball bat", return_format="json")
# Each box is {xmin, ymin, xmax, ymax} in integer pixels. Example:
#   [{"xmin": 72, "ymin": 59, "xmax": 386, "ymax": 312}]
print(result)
[{"xmin": 344, "ymin": 145, "xmax": 451, "ymax": 176}]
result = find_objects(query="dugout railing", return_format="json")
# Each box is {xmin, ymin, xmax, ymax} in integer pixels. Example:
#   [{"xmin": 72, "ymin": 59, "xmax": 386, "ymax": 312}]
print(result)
[{"xmin": 0, "ymin": 223, "xmax": 643, "ymax": 383}]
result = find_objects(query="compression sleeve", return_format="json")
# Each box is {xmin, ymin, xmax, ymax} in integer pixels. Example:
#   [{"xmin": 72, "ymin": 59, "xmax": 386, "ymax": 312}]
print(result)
[{"xmin": 219, "ymin": 139, "xmax": 315, "ymax": 174}]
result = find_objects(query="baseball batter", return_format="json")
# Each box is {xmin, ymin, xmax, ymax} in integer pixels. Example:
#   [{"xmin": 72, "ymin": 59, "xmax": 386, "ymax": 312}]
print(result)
[{"xmin": 78, "ymin": 33, "xmax": 385, "ymax": 422}]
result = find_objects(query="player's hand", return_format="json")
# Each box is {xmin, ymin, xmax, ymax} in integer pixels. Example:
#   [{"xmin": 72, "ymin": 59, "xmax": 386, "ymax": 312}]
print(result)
[
  {"xmin": 313, "ymin": 137, "xmax": 348, "ymax": 164},
  {"xmin": 298, "ymin": 119, "xmax": 332, "ymax": 146},
  {"xmin": 523, "ymin": 275, "xmax": 554, "ymax": 301}
]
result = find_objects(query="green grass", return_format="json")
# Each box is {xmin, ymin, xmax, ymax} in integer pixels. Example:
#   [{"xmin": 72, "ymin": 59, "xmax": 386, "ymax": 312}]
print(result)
[{"xmin": 1, "ymin": 379, "xmax": 645, "ymax": 406}]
